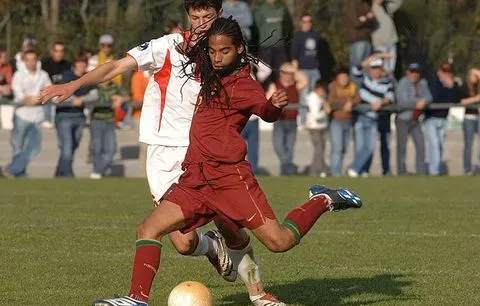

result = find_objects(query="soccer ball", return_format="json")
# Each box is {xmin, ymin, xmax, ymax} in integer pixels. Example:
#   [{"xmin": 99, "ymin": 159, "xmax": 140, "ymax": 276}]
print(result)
[{"xmin": 167, "ymin": 281, "xmax": 213, "ymax": 306}]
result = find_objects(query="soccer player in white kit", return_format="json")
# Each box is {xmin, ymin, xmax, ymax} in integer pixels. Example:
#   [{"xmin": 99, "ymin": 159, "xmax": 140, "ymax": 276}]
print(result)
[{"xmin": 41, "ymin": 1, "xmax": 285, "ymax": 305}]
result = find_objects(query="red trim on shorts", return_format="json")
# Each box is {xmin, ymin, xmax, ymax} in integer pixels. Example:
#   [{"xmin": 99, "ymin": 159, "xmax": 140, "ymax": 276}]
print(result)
[{"xmin": 154, "ymin": 50, "xmax": 172, "ymax": 132}]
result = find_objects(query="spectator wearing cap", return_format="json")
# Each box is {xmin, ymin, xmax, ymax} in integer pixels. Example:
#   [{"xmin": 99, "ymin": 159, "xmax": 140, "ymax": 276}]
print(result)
[
  {"xmin": 266, "ymin": 62, "xmax": 307, "ymax": 175},
  {"xmin": 371, "ymin": 0, "xmax": 402, "ymax": 74},
  {"xmin": 327, "ymin": 67, "xmax": 361, "ymax": 176},
  {"xmin": 343, "ymin": 0, "xmax": 376, "ymax": 76},
  {"xmin": 222, "ymin": 0, "xmax": 253, "ymax": 42},
  {"xmin": 348, "ymin": 53, "xmax": 394, "ymax": 177},
  {"xmin": 88, "ymin": 34, "xmax": 122, "ymax": 86},
  {"xmin": 460, "ymin": 68, "xmax": 480, "ymax": 175},
  {"xmin": 54, "ymin": 55, "xmax": 99, "ymax": 177},
  {"xmin": 13, "ymin": 37, "xmax": 41, "ymax": 72},
  {"xmin": 2, "ymin": 50, "xmax": 51, "ymax": 178},
  {"xmin": 253, "ymin": 0, "xmax": 293, "ymax": 80},
  {"xmin": 426, "ymin": 62, "xmax": 462, "ymax": 175},
  {"xmin": 395, "ymin": 62, "xmax": 431, "ymax": 175},
  {"xmin": 0, "ymin": 47, "xmax": 13, "ymax": 102}
]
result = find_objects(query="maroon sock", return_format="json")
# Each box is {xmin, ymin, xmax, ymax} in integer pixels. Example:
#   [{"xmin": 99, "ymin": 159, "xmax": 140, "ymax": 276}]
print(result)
[
  {"xmin": 128, "ymin": 239, "xmax": 162, "ymax": 302},
  {"xmin": 283, "ymin": 195, "xmax": 332, "ymax": 243}
]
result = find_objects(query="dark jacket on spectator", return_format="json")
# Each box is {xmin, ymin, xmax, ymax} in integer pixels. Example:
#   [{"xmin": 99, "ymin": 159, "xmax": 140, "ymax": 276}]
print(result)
[
  {"xmin": 41, "ymin": 57, "xmax": 71, "ymax": 84},
  {"xmin": 343, "ymin": 0, "xmax": 376, "ymax": 43},
  {"xmin": 291, "ymin": 30, "xmax": 320, "ymax": 70},
  {"xmin": 426, "ymin": 74, "xmax": 462, "ymax": 119}
]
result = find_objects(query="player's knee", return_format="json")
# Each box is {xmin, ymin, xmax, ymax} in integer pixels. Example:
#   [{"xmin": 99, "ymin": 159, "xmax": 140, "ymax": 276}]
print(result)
[
  {"xmin": 263, "ymin": 235, "xmax": 289, "ymax": 253},
  {"xmin": 171, "ymin": 237, "xmax": 195, "ymax": 255},
  {"xmin": 136, "ymin": 222, "xmax": 163, "ymax": 240}
]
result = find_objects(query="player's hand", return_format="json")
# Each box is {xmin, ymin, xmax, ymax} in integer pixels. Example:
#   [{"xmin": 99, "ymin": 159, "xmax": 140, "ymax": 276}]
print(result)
[
  {"xmin": 270, "ymin": 90, "xmax": 288, "ymax": 109},
  {"xmin": 40, "ymin": 83, "xmax": 76, "ymax": 104}
]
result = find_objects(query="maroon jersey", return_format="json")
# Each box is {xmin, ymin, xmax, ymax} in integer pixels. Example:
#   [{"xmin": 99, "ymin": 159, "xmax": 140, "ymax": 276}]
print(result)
[{"xmin": 184, "ymin": 66, "xmax": 281, "ymax": 164}]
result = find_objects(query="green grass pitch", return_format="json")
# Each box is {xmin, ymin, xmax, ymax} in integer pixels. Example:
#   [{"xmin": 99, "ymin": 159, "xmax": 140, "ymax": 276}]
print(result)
[{"xmin": 1, "ymin": 177, "xmax": 479, "ymax": 305}]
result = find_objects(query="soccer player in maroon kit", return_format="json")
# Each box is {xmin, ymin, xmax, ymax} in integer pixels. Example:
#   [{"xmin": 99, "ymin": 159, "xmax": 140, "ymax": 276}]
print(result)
[{"xmin": 93, "ymin": 17, "xmax": 362, "ymax": 306}]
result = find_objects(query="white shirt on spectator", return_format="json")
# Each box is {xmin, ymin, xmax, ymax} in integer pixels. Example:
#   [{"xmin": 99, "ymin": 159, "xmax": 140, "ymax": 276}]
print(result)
[
  {"xmin": 12, "ymin": 68, "xmax": 51, "ymax": 123},
  {"xmin": 305, "ymin": 91, "xmax": 328, "ymax": 130},
  {"xmin": 127, "ymin": 33, "xmax": 201, "ymax": 146}
]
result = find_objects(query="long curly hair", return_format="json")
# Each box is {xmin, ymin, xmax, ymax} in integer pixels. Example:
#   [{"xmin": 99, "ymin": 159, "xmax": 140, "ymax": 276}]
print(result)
[{"xmin": 181, "ymin": 17, "xmax": 259, "ymax": 107}]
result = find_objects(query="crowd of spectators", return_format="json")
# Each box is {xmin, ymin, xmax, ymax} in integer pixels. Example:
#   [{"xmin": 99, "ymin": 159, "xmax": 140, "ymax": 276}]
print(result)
[{"xmin": 0, "ymin": 0, "xmax": 479, "ymax": 178}]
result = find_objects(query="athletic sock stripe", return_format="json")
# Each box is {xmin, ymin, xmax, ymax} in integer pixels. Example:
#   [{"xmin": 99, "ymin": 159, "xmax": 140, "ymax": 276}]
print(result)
[
  {"xmin": 283, "ymin": 219, "xmax": 302, "ymax": 244},
  {"xmin": 135, "ymin": 239, "xmax": 162, "ymax": 248}
]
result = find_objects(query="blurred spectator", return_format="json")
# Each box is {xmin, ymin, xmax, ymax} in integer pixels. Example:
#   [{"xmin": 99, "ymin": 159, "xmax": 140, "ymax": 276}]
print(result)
[
  {"xmin": 266, "ymin": 62, "xmax": 307, "ymax": 175},
  {"xmin": 291, "ymin": 12, "xmax": 320, "ymax": 126},
  {"xmin": 348, "ymin": 54, "xmax": 394, "ymax": 177},
  {"xmin": 222, "ymin": 0, "xmax": 253, "ymax": 42},
  {"xmin": 13, "ymin": 37, "xmax": 40, "ymax": 72},
  {"xmin": 460, "ymin": 68, "xmax": 480, "ymax": 175},
  {"xmin": 305, "ymin": 80, "xmax": 330, "ymax": 177},
  {"xmin": 130, "ymin": 70, "xmax": 150, "ymax": 176},
  {"xmin": 343, "ymin": 0, "xmax": 376, "ymax": 74},
  {"xmin": 41, "ymin": 42, "xmax": 71, "ymax": 84},
  {"xmin": 425, "ymin": 62, "xmax": 462, "ymax": 176},
  {"xmin": 2, "ymin": 51, "xmax": 51, "ymax": 177},
  {"xmin": 88, "ymin": 34, "xmax": 122, "ymax": 86},
  {"xmin": 395, "ymin": 62, "xmax": 431, "ymax": 175},
  {"xmin": 164, "ymin": 20, "xmax": 183, "ymax": 34},
  {"xmin": 0, "ymin": 47, "xmax": 13, "ymax": 101},
  {"xmin": 41, "ymin": 41, "xmax": 71, "ymax": 128},
  {"xmin": 89, "ymin": 81, "xmax": 128, "ymax": 179},
  {"xmin": 54, "ymin": 55, "xmax": 98, "ymax": 177},
  {"xmin": 242, "ymin": 114, "xmax": 260, "ymax": 174},
  {"xmin": 371, "ymin": 0, "xmax": 402, "ymax": 74},
  {"xmin": 253, "ymin": 0, "xmax": 293, "ymax": 78},
  {"xmin": 130, "ymin": 70, "xmax": 149, "ymax": 120},
  {"xmin": 327, "ymin": 67, "xmax": 360, "ymax": 176}
]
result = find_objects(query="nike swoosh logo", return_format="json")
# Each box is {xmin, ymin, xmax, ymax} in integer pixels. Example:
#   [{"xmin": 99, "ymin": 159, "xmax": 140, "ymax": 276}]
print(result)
[{"xmin": 247, "ymin": 213, "xmax": 257, "ymax": 222}]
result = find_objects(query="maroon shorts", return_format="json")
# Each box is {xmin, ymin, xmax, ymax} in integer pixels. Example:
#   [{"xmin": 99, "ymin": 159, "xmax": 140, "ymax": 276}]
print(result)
[{"xmin": 163, "ymin": 161, "xmax": 276, "ymax": 234}]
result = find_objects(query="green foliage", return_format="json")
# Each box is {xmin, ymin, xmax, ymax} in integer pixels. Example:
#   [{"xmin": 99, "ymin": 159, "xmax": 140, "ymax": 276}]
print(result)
[{"xmin": 0, "ymin": 0, "xmax": 479, "ymax": 76}]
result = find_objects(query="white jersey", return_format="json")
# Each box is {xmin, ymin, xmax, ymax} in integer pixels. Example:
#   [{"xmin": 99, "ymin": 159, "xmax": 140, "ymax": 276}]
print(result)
[{"xmin": 127, "ymin": 33, "xmax": 200, "ymax": 146}]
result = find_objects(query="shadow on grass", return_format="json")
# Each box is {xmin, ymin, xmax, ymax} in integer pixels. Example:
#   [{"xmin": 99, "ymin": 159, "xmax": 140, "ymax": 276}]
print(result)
[{"xmin": 220, "ymin": 273, "xmax": 415, "ymax": 305}]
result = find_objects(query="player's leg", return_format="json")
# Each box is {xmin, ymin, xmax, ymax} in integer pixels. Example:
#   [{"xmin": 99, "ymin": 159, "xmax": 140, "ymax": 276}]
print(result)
[
  {"xmin": 92, "ymin": 199, "xmax": 189, "ymax": 306},
  {"xmin": 252, "ymin": 186, "xmax": 362, "ymax": 252},
  {"xmin": 146, "ymin": 145, "xmax": 235, "ymax": 282},
  {"xmin": 214, "ymin": 218, "xmax": 286, "ymax": 306}
]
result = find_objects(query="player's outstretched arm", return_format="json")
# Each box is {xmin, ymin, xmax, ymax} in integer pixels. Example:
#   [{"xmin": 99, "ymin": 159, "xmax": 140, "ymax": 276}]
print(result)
[{"xmin": 40, "ymin": 55, "xmax": 137, "ymax": 104}]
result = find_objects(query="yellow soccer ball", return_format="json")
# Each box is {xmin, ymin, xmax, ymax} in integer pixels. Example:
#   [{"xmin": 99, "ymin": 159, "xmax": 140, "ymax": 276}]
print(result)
[{"xmin": 167, "ymin": 281, "xmax": 213, "ymax": 306}]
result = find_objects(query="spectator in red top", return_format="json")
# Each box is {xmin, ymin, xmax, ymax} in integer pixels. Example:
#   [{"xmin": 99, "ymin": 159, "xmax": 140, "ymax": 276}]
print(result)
[
  {"xmin": 0, "ymin": 47, "xmax": 13, "ymax": 101},
  {"xmin": 266, "ymin": 62, "xmax": 307, "ymax": 175},
  {"xmin": 87, "ymin": 17, "xmax": 362, "ymax": 306}
]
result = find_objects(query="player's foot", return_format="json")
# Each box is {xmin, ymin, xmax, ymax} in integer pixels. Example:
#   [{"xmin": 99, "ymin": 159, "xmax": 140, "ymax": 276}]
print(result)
[
  {"xmin": 309, "ymin": 184, "xmax": 362, "ymax": 211},
  {"xmin": 251, "ymin": 293, "xmax": 286, "ymax": 306},
  {"xmin": 204, "ymin": 229, "xmax": 237, "ymax": 282},
  {"xmin": 92, "ymin": 296, "xmax": 147, "ymax": 306}
]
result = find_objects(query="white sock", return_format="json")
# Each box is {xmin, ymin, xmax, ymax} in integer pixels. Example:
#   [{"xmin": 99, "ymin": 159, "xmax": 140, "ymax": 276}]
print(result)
[
  {"xmin": 190, "ymin": 230, "xmax": 210, "ymax": 256},
  {"xmin": 227, "ymin": 240, "xmax": 261, "ymax": 287}
]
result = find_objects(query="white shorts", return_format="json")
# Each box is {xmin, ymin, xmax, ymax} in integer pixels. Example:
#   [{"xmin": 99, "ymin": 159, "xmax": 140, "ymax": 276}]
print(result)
[{"xmin": 146, "ymin": 145, "xmax": 188, "ymax": 203}]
